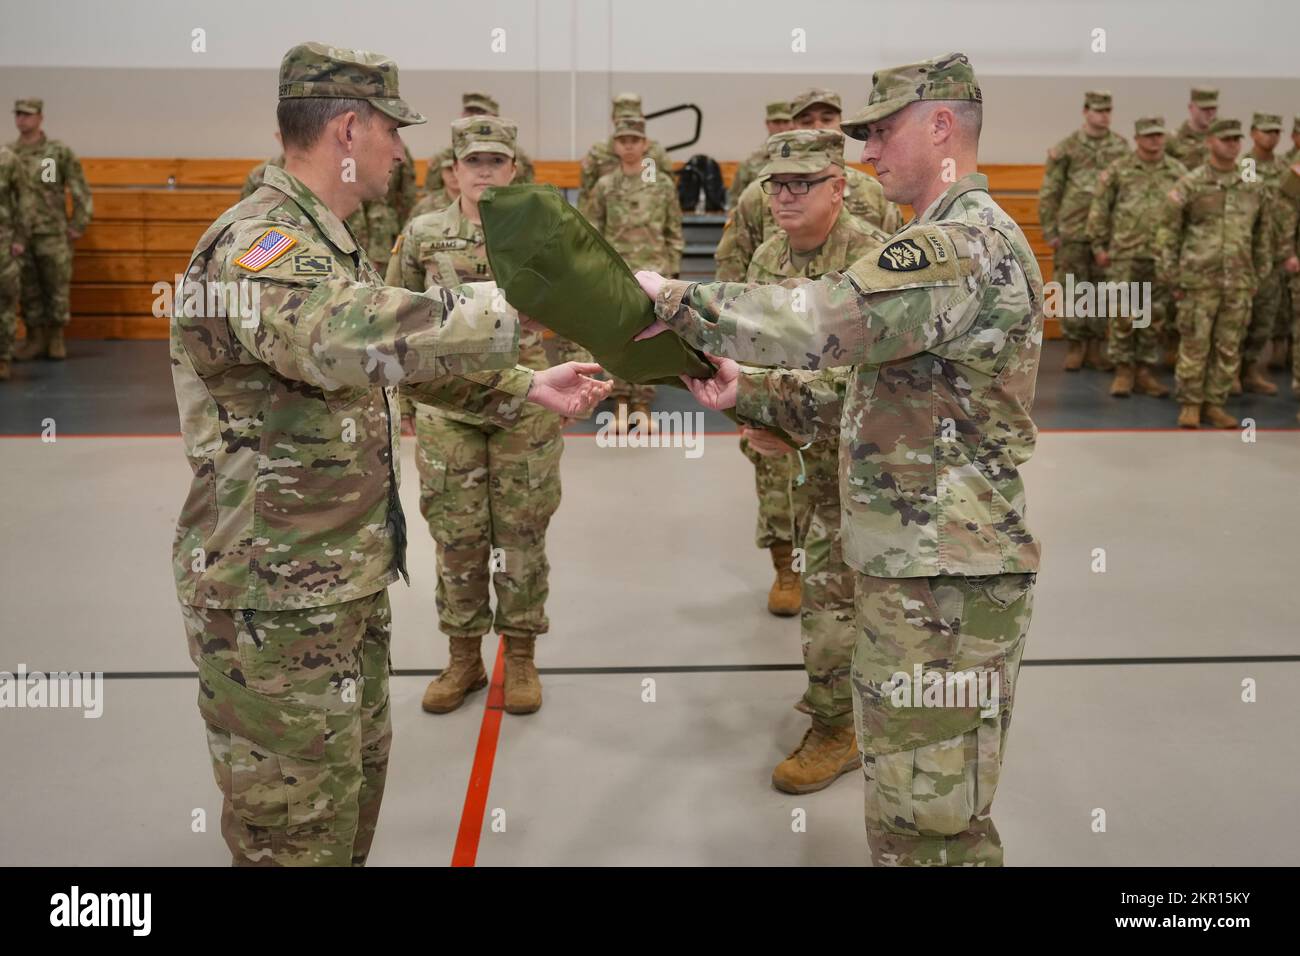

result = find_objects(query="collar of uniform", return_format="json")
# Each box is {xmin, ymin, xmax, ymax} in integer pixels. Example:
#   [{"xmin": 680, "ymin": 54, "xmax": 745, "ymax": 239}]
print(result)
[
  {"xmin": 444, "ymin": 199, "xmax": 482, "ymax": 238},
  {"xmin": 262, "ymin": 164, "xmax": 358, "ymax": 256},
  {"xmin": 918, "ymin": 172, "xmax": 989, "ymax": 223},
  {"xmin": 13, "ymin": 131, "xmax": 49, "ymax": 150}
]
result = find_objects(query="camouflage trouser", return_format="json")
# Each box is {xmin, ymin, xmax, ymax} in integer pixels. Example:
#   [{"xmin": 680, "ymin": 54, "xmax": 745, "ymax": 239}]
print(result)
[
  {"xmin": 606, "ymin": 377, "xmax": 656, "ymax": 406},
  {"xmin": 851, "ymin": 572, "xmax": 1035, "ymax": 866},
  {"xmin": 1055, "ymin": 240, "xmax": 1106, "ymax": 340},
  {"xmin": 415, "ymin": 401, "xmax": 564, "ymax": 640},
  {"xmin": 1106, "ymin": 258, "xmax": 1170, "ymax": 367},
  {"xmin": 0, "ymin": 245, "xmax": 19, "ymax": 359},
  {"xmin": 741, "ymin": 436, "xmax": 794, "ymax": 549},
  {"xmin": 18, "ymin": 233, "xmax": 72, "ymax": 329},
  {"xmin": 790, "ymin": 442, "xmax": 855, "ymax": 726},
  {"xmin": 1291, "ymin": 274, "xmax": 1300, "ymax": 392},
  {"xmin": 1243, "ymin": 266, "xmax": 1286, "ymax": 366},
  {"xmin": 1175, "ymin": 287, "xmax": 1253, "ymax": 406},
  {"xmin": 181, "ymin": 591, "xmax": 393, "ymax": 867}
]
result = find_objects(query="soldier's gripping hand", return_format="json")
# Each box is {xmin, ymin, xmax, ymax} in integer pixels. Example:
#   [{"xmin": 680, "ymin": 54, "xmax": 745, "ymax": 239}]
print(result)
[
  {"xmin": 528, "ymin": 361, "xmax": 611, "ymax": 417},
  {"xmin": 680, "ymin": 353, "xmax": 738, "ymax": 411}
]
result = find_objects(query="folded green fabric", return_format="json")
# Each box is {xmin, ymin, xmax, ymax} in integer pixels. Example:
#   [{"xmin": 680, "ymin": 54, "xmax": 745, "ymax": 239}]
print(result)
[{"xmin": 479, "ymin": 184, "xmax": 715, "ymax": 387}]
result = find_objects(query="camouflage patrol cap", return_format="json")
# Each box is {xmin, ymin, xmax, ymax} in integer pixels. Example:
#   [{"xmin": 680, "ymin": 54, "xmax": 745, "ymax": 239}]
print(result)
[
  {"xmin": 14, "ymin": 98, "xmax": 42, "ymax": 114},
  {"xmin": 452, "ymin": 115, "xmax": 517, "ymax": 160},
  {"xmin": 1134, "ymin": 116, "xmax": 1167, "ymax": 136},
  {"xmin": 1251, "ymin": 112, "xmax": 1283, "ymax": 132},
  {"xmin": 612, "ymin": 116, "xmax": 647, "ymax": 139},
  {"xmin": 1190, "ymin": 86, "xmax": 1219, "ymax": 107},
  {"xmin": 766, "ymin": 100, "xmax": 793, "ymax": 122},
  {"xmin": 1084, "ymin": 90, "xmax": 1113, "ymax": 111},
  {"xmin": 1207, "ymin": 118, "xmax": 1243, "ymax": 139},
  {"xmin": 841, "ymin": 52, "xmax": 981, "ymax": 138},
  {"xmin": 612, "ymin": 93, "xmax": 644, "ymax": 119},
  {"xmin": 278, "ymin": 42, "xmax": 425, "ymax": 127},
  {"xmin": 760, "ymin": 129, "xmax": 845, "ymax": 176},
  {"xmin": 790, "ymin": 87, "xmax": 842, "ymax": 119},
  {"xmin": 462, "ymin": 91, "xmax": 500, "ymax": 115}
]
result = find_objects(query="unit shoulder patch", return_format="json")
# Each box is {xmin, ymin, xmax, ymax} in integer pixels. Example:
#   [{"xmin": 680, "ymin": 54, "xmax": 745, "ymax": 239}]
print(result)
[
  {"xmin": 846, "ymin": 226, "xmax": 961, "ymax": 292},
  {"xmin": 292, "ymin": 253, "xmax": 334, "ymax": 275}
]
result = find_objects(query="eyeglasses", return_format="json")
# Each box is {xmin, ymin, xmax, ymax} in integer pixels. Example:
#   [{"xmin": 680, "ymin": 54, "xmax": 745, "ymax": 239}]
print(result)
[{"xmin": 760, "ymin": 175, "xmax": 834, "ymax": 196}]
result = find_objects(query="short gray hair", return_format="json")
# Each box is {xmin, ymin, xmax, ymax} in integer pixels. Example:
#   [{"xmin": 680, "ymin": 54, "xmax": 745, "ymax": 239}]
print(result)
[{"xmin": 277, "ymin": 97, "xmax": 376, "ymax": 150}]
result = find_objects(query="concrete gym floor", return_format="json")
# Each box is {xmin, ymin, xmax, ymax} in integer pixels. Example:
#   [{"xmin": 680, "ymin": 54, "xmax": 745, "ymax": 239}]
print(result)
[{"xmin": 0, "ymin": 340, "xmax": 1297, "ymax": 866}]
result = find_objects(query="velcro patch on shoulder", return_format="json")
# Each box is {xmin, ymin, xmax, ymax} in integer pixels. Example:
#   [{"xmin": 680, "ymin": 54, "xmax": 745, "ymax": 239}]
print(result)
[
  {"xmin": 845, "ymin": 226, "xmax": 962, "ymax": 292},
  {"xmin": 234, "ymin": 228, "xmax": 297, "ymax": 271},
  {"xmin": 292, "ymin": 253, "xmax": 334, "ymax": 275},
  {"xmin": 430, "ymin": 238, "xmax": 469, "ymax": 250}
]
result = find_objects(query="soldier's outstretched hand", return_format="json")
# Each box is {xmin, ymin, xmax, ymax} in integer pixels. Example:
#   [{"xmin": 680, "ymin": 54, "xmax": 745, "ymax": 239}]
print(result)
[
  {"xmin": 681, "ymin": 354, "xmax": 738, "ymax": 411},
  {"xmin": 528, "ymin": 362, "xmax": 612, "ymax": 417}
]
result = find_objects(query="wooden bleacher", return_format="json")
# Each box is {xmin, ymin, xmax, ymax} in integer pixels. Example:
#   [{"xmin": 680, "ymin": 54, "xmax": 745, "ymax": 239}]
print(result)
[{"xmin": 65, "ymin": 158, "xmax": 1057, "ymax": 340}]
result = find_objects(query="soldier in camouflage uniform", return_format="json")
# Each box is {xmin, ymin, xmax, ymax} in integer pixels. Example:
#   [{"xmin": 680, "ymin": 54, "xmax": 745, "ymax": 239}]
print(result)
[
  {"xmin": 737, "ymin": 129, "xmax": 890, "ymax": 792},
  {"xmin": 1165, "ymin": 86, "xmax": 1219, "ymax": 172},
  {"xmin": 726, "ymin": 100, "xmax": 793, "ymax": 209},
  {"xmin": 387, "ymin": 117, "xmax": 590, "ymax": 716},
  {"xmin": 1238, "ymin": 112, "xmax": 1288, "ymax": 393},
  {"xmin": 172, "ymin": 43, "xmax": 608, "ymax": 867},
  {"xmin": 1087, "ymin": 116, "xmax": 1185, "ymax": 398},
  {"xmin": 578, "ymin": 93, "xmax": 676, "ymax": 206},
  {"xmin": 714, "ymin": 87, "xmax": 902, "ymax": 282},
  {"xmin": 1279, "ymin": 164, "xmax": 1300, "ymax": 422},
  {"xmin": 580, "ymin": 115, "xmax": 683, "ymax": 425},
  {"xmin": 406, "ymin": 154, "xmax": 458, "ymax": 221},
  {"xmin": 1157, "ymin": 118, "xmax": 1272, "ymax": 429},
  {"xmin": 9, "ymin": 98, "xmax": 92, "ymax": 362},
  {"xmin": 636, "ymin": 54, "xmax": 1042, "ymax": 866},
  {"xmin": 1038, "ymin": 90, "xmax": 1129, "ymax": 371},
  {"xmin": 424, "ymin": 92, "xmax": 535, "ymax": 197},
  {"xmin": 0, "ymin": 143, "xmax": 33, "ymax": 380}
]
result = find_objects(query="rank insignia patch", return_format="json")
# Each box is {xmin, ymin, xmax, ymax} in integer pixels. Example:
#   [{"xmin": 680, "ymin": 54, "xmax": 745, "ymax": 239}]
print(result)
[
  {"xmin": 878, "ymin": 238, "xmax": 929, "ymax": 272},
  {"xmin": 234, "ymin": 229, "xmax": 297, "ymax": 271}
]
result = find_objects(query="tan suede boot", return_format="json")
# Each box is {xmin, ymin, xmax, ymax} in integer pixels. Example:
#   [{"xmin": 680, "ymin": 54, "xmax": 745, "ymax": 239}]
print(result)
[
  {"xmin": 422, "ymin": 636, "xmax": 487, "ymax": 714},
  {"xmin": 771, "ymin": 719, "xmax": 860, "ymax": 794},
  {"xmin": 1134, "ymin": 364, "xmax": 1170, "ymax": 397},
  {"xmin": 1202, "ymin": 404, "xmax": 1239, "ymax": 429},
  {"xmin": 1063, "ymin": 340, "xmax": 1085, "ymax": 371},
  {"xmin": 503, "ymin": 634, "xmax": 542, "ymax": 714},
  {"xmin": 46, "ymin": 328, "xmax": 67, "ymax": 360},
  {"xmin": 1268, "ymin": 337, "xmax": 1289, "ymax": 370},
  {"xmin": 1242, "ymin": 363, "xmax": 1277, "ymax": 395},
  {"xmin": 1109, "ymin": 365, "xmax": 1134, "ymax": 397},
  {"xmin": 0, "ymin": 360, "xmax": 10, "ymax": 382},
  {"xmin": 13, "ymin": 327, "xmax": 47, "ymax": 361},
  {"xmin": 1177, "ymin": 404, "xmax": 1201, "ymax": 429},
  {"xmin": 767, "ymin": 541, "xmax": 801, "ymax": 617},
  {"xmin": 1084, "ymin": 338, "xmax": 1114, "ymax": 371}
]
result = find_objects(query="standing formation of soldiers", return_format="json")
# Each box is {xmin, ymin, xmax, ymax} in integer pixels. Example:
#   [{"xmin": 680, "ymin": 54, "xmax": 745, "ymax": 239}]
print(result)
[
  {"xmin": 0, "ymin": 98, "xmax": 92, "ymax": 380},
  {"xmin": 1042, "ymin": 87, "xmax": 1300, "ymax": 426}
]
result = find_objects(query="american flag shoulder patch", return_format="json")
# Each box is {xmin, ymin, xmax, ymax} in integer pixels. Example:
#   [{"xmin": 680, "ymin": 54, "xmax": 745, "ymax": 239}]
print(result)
[{"xmin": 234, "ymin": 228, "xmax": 298, "ymax": 271}]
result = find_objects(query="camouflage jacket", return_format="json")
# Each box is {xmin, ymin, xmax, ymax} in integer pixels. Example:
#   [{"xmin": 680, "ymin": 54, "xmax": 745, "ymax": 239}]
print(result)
[
  {"xmin": 714, "ymin": 167, "xmax": 902, "ymax": 281},
  {"xmin": 1165, "ymin": 120, "xmax": 1208, "ymax": 172},
  {"xmin": 171, "ymin": 164, "xmax": 533, "ymax": 611},
  {"xmin": 1273, "ymin": 188, "xmax": 1300, "ymax": 266},
  {"xmin": 407, "ymin": 189, "xmax": 454, "ymax": 222},
  {"xmin": 1247, "ymin": 151, "xmax": 1292, "ymax": 265},
  {"xmin": 387, "ymin": 199, "xmax": 555, "ymax": 426},
  {"xmin": 1038, "ymin": 128, "xmax": 1129, "ymax": 243},
  {"xmin": 1086, "ymin": 151, "xmax": 1187, "ymax": 260},
  {"xmin": 424, "ymin": 143, "xmax": 535, "ymax": 195},
  {"xmin": 6, "ymin": 133, "xmax": 93, "ymax": 235},
  {"xmin": 578, "ymin": 138, "xmax": 674, "ymax": 202},
  {"xmin": 242, "ymin": 154, "xmax": 401, "ymax": 270},
  {"xmin": 0, "ymin": 146, "xmax": 35, "ymax": 248},
  {"xmin": 580, "ymin": 167, "xmax": 684, "ymax": 275},
  {"xmin": 738, "ymin": 207, "xmax": 889, "ymax": 452},
  {"xmin": 1155, "ymin": 163, "xmax": 1271, "ymax": 290},
  {"xmin": 726, "ymin": 144, "xmax": 768, "ymax": 209},
  {"xmin": 656, "ymin": 173, "xmax": 1043, "ymax": 578}
]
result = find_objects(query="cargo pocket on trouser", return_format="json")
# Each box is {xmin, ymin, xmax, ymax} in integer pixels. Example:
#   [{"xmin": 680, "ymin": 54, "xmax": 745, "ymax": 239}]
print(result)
[{"xmin": 196, "ymin": 657, "xmax": 336, "ymax": 832}]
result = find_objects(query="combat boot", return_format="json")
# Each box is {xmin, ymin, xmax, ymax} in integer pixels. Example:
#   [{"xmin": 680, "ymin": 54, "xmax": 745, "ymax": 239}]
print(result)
[
  {"xmin": 1268, "ymin": 337, "xmax": 1289, "ymax": 370},
  {"xmin": 771, "ymin": 719, "xmax": 860, "ymax": 794},
  {"xmin": 1063, "ymin": 340, "xmax": 1085, "ymax": 371},
  {"xmin": 0, "ymin": 360, "xmax": 9, "ymax": 381},
  {"xmin": 1177, "ymin": 404, "xmax": 1201, "ymax": 429},
  {"xmin": 1202, "ymin": 404, "xmax": 1239, "ymax": 429},
  {"xmin": 422, "ymin": 636, "xmax": 487, "ymax": 714},
  {"xmin": 1242, "ymin": 363, "xmax": 1277, "ymax": 395},
  {"xmin": 503, "ymin": 634, "xmax": 542, "ymax": 714},
  {"xmin": 46, "ymin": 329, "xmax": 66, "ymax": 361},
  {"xmin": 767, "ymin": 541, "xmax": 801, "ymax": 617},
  {"xmin": 1163, "ymin": 345, "xmax": 1178, "ymax": 369},
  {"xmin": 1134, "ymin": 364, "xmax": 1170, "ymax": 397},
  {"xmin": 1230, "ymin": 372, "xmax": 1242, "ymax": 396},
  {"xmin": 1084, "ymin": 338, "xmax": 1114, "ymax": 371},
  {"xmin": 13, "ymin": 327, "xmax": 47, "ymax": 361},
  {"xmin": 1109, "ymin": 365, "xmax": 1134, "ymax": 397}
]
